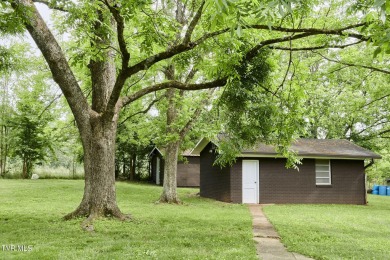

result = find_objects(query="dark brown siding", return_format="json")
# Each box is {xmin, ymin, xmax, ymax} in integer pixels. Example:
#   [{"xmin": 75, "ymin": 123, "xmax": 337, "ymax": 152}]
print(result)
[
  {"xmin": 259, "ymin": 158, "xmax": 365, "ymax": 204},
  {"xmin": 177, "ymin": 156, "xmax": 200, "ymax": 187},
  {"xmin": 200, "ymin": 143, "xmax": 231, "ymax": 202},
  {"xmin": 230, "ymin": 159, "xmax": 243, "ymax": 203}
]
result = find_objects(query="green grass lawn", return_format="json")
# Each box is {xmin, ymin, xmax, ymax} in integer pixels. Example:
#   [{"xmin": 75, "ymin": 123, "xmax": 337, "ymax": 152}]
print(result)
[
  {"xmin": 263, "ymin": 195, "xmax": 390, "ymax": 260},
  {"xmin": 0, "ymin": 180, "xmax": 257, "ymax": 260}
]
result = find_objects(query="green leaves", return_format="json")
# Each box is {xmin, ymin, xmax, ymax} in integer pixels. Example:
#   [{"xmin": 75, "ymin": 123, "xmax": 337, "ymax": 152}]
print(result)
[
  {"xmin": 213, "ymin": 0, "xmax": 236, "ymax": 14},
  {"xmin": 0, "ymin": 2, "xmax": 26, "ymax": 35},
  {"xmin": 216, "ymin": 48, "xmax": 303, "ymax": 167},
  {"xmin": 10, "ymin": 79, "xmax": 57, "ymax": 178}
]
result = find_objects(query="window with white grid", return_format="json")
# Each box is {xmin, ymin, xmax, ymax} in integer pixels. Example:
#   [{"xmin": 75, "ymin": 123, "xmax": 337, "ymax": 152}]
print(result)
[{"xmin": 315, "ymin": 159, "xmax": 331, "ymax": 185}]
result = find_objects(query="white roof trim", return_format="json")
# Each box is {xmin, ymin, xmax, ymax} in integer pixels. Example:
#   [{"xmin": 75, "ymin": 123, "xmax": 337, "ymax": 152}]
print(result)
[
  {"xmin": 148, "ymin": 147, "xmax": 163, "ymax": 157},
  {"xmin": 190, "ymin": 138, "xmax": 211, "ymax": 155}
]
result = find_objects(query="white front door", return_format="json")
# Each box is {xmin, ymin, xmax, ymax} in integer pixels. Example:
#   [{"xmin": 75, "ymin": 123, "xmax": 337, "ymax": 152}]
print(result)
[
  {"xmin": 156, "ymin": 157, "xmax": 160, "ymax": 185},
  {"xmin": 242, "ymin": 160, "xmax": 259, "ymax": 204}
]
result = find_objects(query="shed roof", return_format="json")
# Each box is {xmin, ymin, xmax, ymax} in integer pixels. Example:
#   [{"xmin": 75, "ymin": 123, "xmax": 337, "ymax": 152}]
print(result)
[
  {"xmin": 149, "ymin": 147, "xmax": 199, "ymax": 158},
  {"xmin": 191, "ymin": 138, "xmax": 381, "ymax": 160}
]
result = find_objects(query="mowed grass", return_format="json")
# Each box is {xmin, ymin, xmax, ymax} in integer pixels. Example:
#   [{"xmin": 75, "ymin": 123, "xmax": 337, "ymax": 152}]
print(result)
[
  {"xmin": 263, "ymin": 195, "xmax": 390, "ymax": 260},
  {"xmin": 0, "ymin": 180, "xmax": 257, "ymax": 260}
]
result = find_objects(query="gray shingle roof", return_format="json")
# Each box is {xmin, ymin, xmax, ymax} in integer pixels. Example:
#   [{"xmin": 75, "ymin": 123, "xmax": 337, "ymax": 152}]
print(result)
[{"xmin": 241, "ymin": 139, "xmax": 381, "ymax": 159}]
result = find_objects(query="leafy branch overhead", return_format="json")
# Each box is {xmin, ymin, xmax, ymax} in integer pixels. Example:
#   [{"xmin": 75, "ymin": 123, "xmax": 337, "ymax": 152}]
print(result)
[{"xmin": 6, "ymin": 0, "xmax": 372, "ymax": 118}]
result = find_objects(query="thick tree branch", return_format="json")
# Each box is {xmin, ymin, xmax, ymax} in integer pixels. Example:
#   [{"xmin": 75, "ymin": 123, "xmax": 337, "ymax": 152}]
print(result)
[
  {"xmin": 126, "ymin": 44, "xmax": 194, "ymax": 77},
  {"xmin": 247, "ymin": 22, "xmax": 367, "ymax": 34},
  {"xmin": 12, "ymin": 0, "xmax": 91, "ymax": 134},
  {"xmin": 127, "ymin": 22, "xmax": 368, "ymax": 80},
  {"xmin": 183, "ymin": 0, "xmax": 205, "ymax": 44},
  {"xmin": 269, "ymin": 40, "xmax": 364, "ymax": 51},
  {"xmin": 121, "ymin": 78, "xmax": 227, "ymax": 106},
  {"xmin": 193, "ymin": 23, "xmax": 367, "ymax": 46},
  {"xmin": 111, "ymin": 22, "xmax": 369, "ymax": 106},
  {"xmin": 103, "ymin": 0, "xmax": 130, "ymax": 64},
  {"xmin": 103, "ymin": 0, "xmax": 131, "ymax": 114},
  {"xmin": 120, "ymin": 23, "xmax": 369, "ymax": 109},
  {"xmin": 246, "ymin": 31, "xmax": 367, "ymax": 60}
]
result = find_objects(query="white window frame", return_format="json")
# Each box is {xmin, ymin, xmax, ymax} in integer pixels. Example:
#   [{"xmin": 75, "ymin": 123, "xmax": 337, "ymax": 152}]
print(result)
[{"xmin": 315, "ymin": 159, "xmax": 331, "ymax": 185}]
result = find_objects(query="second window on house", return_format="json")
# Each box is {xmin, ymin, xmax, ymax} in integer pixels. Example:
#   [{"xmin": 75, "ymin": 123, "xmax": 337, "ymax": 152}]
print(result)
[{"xmin": 315, "ymin": 159, "xmax": 331, "ymax": 185}]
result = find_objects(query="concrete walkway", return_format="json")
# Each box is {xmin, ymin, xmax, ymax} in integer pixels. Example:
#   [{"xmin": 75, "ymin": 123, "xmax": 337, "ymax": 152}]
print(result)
[{"xmin": 248, "ymin": 205, "xmax": 314, "ymax": 260}]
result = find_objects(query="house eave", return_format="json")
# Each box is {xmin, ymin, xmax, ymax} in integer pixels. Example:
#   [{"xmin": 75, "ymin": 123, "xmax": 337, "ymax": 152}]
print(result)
[{"xmin": 239, "ymin": 153, "xmax": 380, "ymax": 160}]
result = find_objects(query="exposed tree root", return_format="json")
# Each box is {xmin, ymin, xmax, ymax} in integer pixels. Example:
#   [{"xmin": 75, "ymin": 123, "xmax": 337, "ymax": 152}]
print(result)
[
  {"xmin": 80, "ymin": 209, "xmax": 132, "ymax": 232},
  {"xmin": 107, "ymin": 206, "xmax": 132, "ymax": 221},
  {"xmin": 81, "ymin": 214, "xmax": 96, "ymax": 232},
  {"xmin": 63, "ymin": 203, "xmax": 90, "ymax": 220},
  {"xmin": 64, "ymin": 203, "xmax": 131, "ymax": 232},
  {"xmin": 159, "ymin": 195, "xmax": 182, "ymax": 204}
]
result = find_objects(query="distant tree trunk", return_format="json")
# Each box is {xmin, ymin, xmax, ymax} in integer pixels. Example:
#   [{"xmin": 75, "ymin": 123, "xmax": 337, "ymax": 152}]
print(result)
[
  {"xmin": 129, "ymin": 153, "xmax": 136, "ymax": 181},
  {"xmin": 0, "ymin": 78, "xmax": 10, "ymax": 177},
  {"xmin": 22, "ymin": 157, "xmax": 28, "ymax": 179},
  {"xmin": 0, "ymin": 125, "xmax": 4, "ymax": 177},
  {"xmin": 0, "ymin": 126, "xmax": 3, "ymax": 177},
  {"xmin": 122, "ymin": 156, "xmax": 126, "ymax": 178},
  {"xmin": 4, "ymin": 129, "xmax": 8, "ymax": 175},
  {"xmin": 72, "ymin": 155, "xmax": 76, "ymax": 179},
  {"xmin": 159, "ymin": 86, "xmax": 212, "ymax": 203}
]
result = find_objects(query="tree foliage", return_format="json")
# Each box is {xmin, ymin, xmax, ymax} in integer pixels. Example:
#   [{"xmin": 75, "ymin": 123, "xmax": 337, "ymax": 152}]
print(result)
[{"xmin": 10, "ymin": 71, "xmax": 56, "ymax": 178}]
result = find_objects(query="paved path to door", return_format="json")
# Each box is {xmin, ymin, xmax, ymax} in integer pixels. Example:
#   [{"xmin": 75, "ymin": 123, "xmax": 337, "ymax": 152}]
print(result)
[{"xmin": 248, "ymin": 205, "xmax": 314, "ymax": 260}]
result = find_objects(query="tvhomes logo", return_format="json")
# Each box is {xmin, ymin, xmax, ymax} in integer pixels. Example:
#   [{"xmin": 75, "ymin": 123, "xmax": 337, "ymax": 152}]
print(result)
[{"xmin": 2, "ymin": 245, "xmax": 33, "ymax": 252}]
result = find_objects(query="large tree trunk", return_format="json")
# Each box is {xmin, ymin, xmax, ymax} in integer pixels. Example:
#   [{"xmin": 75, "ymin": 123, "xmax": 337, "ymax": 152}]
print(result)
[
  {"xmin": 64, "ymin": 118, "xmax": 129, "ymax": 226},
  {"xmin": 87, "ymin": 119, "xmax": 122, "ymax": 219},
  {"xmin": 160, "ymin": 141, "xmax": 180, "ymax": 203}
]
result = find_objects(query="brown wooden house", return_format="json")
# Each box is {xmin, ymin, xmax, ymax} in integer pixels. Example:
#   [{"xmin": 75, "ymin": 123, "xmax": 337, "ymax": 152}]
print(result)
[
  {"xmin": 149, "ymin": 147, "xmax": 200, "ymax": 187},
  {"xmin": 191, "ymin": 138, "xmax": 381, "ymax": 205}
]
